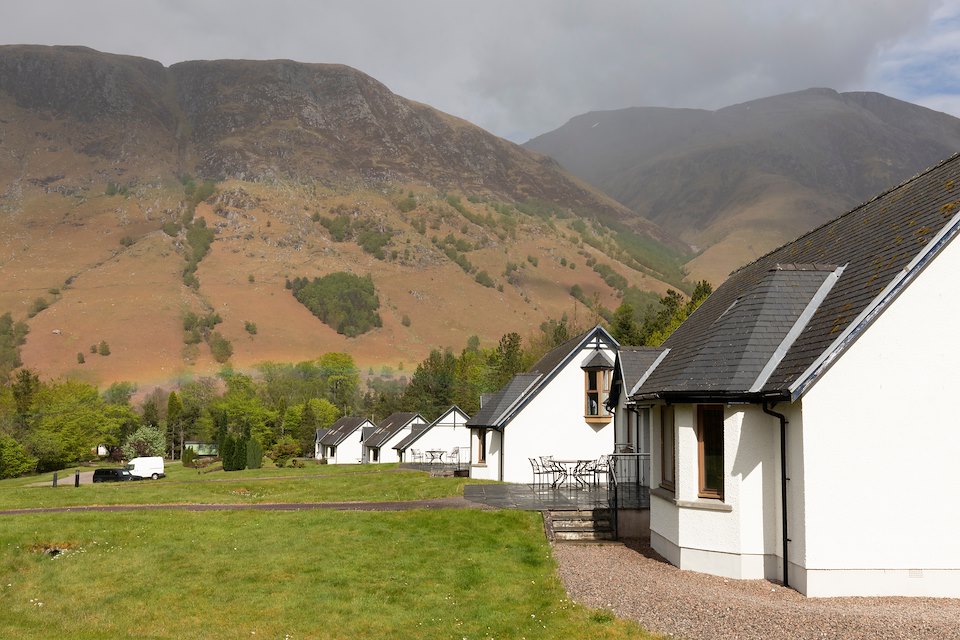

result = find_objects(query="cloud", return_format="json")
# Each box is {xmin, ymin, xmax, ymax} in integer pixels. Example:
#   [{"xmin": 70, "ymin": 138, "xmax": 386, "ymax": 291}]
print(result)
[{"xmin": 0, "ymin": 0, "xmax": 954, "ymax": 140}]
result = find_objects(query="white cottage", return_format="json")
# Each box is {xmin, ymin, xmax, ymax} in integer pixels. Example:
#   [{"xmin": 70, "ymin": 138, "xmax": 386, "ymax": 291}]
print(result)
[
  {"xmin": 364, "ymin": 412, "xmax": 425, "ymax": 463},
  {"xmin": 316, "ymin": 416, "xmax": 374, "ymax": 464},
  {"xmin": 629, "ymin": 153, "xmax": 960, "ymax": 597},
  {"xmin": 393, "ymin": 405, "xmax": 471, "ymax": 463},
  {"xmin": 466, "ymin": 326, "xmax": 619, "ymax": 483}
]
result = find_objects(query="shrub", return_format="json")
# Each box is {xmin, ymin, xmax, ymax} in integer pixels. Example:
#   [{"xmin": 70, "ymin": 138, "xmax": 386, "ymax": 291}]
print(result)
[
  {"xmin": 396, "ymin": 196, "xmax": 417, "ymax": 213},
  {"xmin": 244, "ymin": 321, "xmax": 258, "ymax": 335},
  {"xmin": 474, "ymin": 271, "xmax": 495, "ymax": 288},
  {"xmin": 98, "ymin": 341, "xmax": 111, "ymax": 356},
  {"xmin": 90, "ymin": 344, "xmax": 97, "ymax": 354},
  {"xmin": 248, "ymin": 274, "xmax": 255, "ymax": 283},
  {"xmin": 401, "ymin": 314, "xmax": 411, "ymax": 327},
  {"xmin": 28, "ymin": 297, "xmax": 48, "ymax": 317},
  {"xmin": 209, "ymin": 332, "xmax": 233, "ymax": 363},
  {"xmin": 527, "ymin": 255, "xmax": 538, "ymax": 267},
  {"xmin": 269, "ymin": 437, "xmax": 300, "ymax": 468},
  {"xmin": 76, "ymin": 352, "xmax": 85, "ymax": 364},
  {"xmin": 162, "ymin": 222, "xmax": 180, "ymax": 237},
  {"xmin": 246, "ymin": 439, "xmax": 264, "ymax": 470},
  {"xmin": 0, "ymin": 434, "xmax": 37, "ymax": 478},
  {"xmin": 181, "ymin": 447, "xmax": 197, "ymax": 468},
  {"xmin": 120, "ymin": 236, "xmax": 135, "ymax": 247}
]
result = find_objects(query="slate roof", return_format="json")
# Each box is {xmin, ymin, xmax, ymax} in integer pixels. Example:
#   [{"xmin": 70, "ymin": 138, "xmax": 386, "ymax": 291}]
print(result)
[
  {"xmin": 634, "ymin": 153, "xmax": 960, "ymax": 402},
  {"xmin": 365, "ymin": 412, "xmax": 422, "ymax": 448},
  {"xmin": 607, "ymin": 347, "xmax": 668, "ymax": 407},
  {"xmin": 393, "ymin": 406, "xmax": 470, "ymax": 451},
  {"xmin": 466, "ymin": 325, "xmax": 620, "ymax": 428},
  {"xmin": 319, "ymin": 417, "xmax": 369, "ymax": 446},
  {"xmin": 314, "ymin": 428, "xmax": 330, "ymax": 443}
]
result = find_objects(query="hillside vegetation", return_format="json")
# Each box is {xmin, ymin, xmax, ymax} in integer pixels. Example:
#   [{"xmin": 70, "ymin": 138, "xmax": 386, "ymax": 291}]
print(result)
[{"xmin": 0, "ymin": 45, "xmax": 690, "ymax": 386}]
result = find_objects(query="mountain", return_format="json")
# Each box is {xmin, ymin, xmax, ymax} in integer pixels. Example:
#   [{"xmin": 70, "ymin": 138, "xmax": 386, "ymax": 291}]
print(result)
[
  {"xmin": 525, "ymin": 88, "xmax": 960, "ymax": 283},
  {"xmin": 0, "ymin": 45, "xmax": 685, "ymax": 386}
]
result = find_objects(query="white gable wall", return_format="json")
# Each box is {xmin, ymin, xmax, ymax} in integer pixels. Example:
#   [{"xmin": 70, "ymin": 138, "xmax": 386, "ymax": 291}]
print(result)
[
  {"xmin": 400, "ymin": 409, "xmax": 471, "ymax": 462},
  {"xmin": 325, "ymin": 423, "xmax": 369, "ymax": 465},
  {"xmin": 470, "ymin": 427, "xmax": 501, "ymax": 480},
  {"xmin": 496, "ymin": 345, "xmax": 616, "ymax": 483},
  {"xmin": 796, "ymin": 233, "xmax": 960, "ymax": 597},
  {"xmin": 372, "ymin": 416, "xmax": 426, "ymax": 464}
]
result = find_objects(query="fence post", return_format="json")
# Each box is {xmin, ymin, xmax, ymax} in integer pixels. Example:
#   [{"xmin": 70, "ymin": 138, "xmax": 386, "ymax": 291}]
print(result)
[
  {"xmin": 52, "ymin": 472, "xmax": 58, "ymax": 488},
  {"xmin": 75, "ymin": 471, "xmax": 80, "ymax": 487}
]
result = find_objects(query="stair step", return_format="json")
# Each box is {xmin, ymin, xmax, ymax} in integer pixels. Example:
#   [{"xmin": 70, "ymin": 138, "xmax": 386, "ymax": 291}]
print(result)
[
  {"xmin": 554, "ymin": 529, "xmax": 616, "ymax": 541},
  {"xmin": 552, "ymin": 517, "xmax": 611, "ymax": 528}
]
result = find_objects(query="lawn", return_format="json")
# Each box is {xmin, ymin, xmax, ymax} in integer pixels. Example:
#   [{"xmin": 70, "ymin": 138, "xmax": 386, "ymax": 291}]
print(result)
[
  {"xmin": 0, "ymin": 509, "xmax": 656, "ymax": 639},
  {"xmin": 0, "ymin": 463, "xmax": 483, "ymax": 510}
]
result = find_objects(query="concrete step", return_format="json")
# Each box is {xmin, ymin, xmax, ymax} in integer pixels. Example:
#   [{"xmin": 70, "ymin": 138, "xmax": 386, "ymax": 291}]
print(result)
[{"xmin": 553, "ymin": 528, "xmax": 616, "ymax": 541}]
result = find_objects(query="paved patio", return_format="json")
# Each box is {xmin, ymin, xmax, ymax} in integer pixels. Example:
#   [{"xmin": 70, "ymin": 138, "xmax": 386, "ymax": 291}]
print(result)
[{"xmin": 463, "ymin": 483, "xmax": 612, "ymax": 511}]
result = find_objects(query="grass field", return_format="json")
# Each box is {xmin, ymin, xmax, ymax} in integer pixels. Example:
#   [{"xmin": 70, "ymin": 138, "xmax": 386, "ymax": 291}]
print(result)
[
  {"xmin": 0, "ymin": 465, "xmax": 659, "ymax": 639},
  {"xmin": 0, "ymin": 462, "xmax": 483, "ymax": 511}
]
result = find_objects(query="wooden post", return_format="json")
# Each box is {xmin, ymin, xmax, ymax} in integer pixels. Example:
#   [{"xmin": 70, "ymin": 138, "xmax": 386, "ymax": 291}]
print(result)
[
  {"xmin": 75, "ymin": 471, "xmax": 80, "ymax": 487},
  {"xmin": 52, "ymin": 472, "xmax": 57, "ymax": 487}
]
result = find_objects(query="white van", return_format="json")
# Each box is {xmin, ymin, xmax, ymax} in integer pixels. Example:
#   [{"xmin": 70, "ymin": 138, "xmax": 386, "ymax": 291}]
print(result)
[{"xmin": 126, "ymin": 456, "xmax": 165, "ymax": 480}]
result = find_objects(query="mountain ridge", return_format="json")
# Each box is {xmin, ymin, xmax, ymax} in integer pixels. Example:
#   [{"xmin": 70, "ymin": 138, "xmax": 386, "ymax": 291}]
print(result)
[
  {"xmin": 525, "ymin": 87, "xmax": 960, "ymax": 282},
  {"xmin": 0, "ymin": 45, "xmax": 684, "ymax": 387}
]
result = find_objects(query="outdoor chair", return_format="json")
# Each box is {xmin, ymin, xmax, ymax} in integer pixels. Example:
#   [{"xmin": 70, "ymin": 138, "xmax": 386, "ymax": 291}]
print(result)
[
  {"xmin": 572, "ymin": 460, "xmax": 594, "ymax": 488},
  {"xmin": 590, "ymin": 454, "xmax": 610, "ymax": 486},
  {"xmin": 540, "ymin": 456, "xmax": 566, "ymax": 487},
  {"xmin": 528, "ymin": 458, "xmax": 550, "ymax": 488},
  {"xmin": 410, "ymin": 449, "xmax": 423, "ymax": 463},
  {"xmin": 448, "ymin": 447, "xmax": 460, "ymax": 466}
]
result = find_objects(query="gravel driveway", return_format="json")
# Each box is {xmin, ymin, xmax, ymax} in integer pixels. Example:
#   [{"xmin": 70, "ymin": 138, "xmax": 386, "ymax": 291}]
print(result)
[{"xmin": 553, "ymin": 538, "xmax": 960, "ymax": 640}]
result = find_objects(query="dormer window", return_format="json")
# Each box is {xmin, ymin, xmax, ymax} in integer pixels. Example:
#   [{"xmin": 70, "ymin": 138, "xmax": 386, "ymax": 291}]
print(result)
[{"xmin": 582, "ymin": 349, "xmax": 614, "ymax": 423}]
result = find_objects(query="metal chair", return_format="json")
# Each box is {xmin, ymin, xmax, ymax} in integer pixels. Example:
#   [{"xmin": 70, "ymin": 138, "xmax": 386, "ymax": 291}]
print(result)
[
  {"xmin": 528, "ymin": 458, "xmax": 550, "ymax": 488},
  {"xmin": 590, "ymin": 454, "xmax": 610, "ymax": 486},
  {"xmin": 540, "ymin": 456, "xmax": 566, "ymax": 487}
]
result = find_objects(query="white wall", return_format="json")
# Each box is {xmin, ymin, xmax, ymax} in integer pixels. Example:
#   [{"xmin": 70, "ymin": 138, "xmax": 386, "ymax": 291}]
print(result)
[
  {"xmin": 797, "ymin": 235, "xmax": 960, "ymax": 597},
  {"xmin": 327, "ymin": 424, "xmax": 368, "ymax": 465},
  {"xmin": 376, "ymin": 416, "xmax": 426, "ymax": 463},
  {"xmin": 495, "ymin": 345, "xmax": 617, "ymax": 483},
  {"xmin": 399, "ymin": 409, "xmax": 471, "ymax": 463},
  {"xmin": 650, "ymin": 404, "xmax": 781, "ymax": 581},
  {"xmin": 470, "ymin": 427, "xmax": 501, "ymax": 480}
]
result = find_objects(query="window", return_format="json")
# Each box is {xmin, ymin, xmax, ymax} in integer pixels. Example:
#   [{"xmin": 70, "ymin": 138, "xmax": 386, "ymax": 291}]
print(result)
[
  {"xmin": 697, "ymin": 405, "xmax": 724, "ymax": 500},
  {"xmin": 327, "ymin": 445, "xmax": 336, "ymax": 458},
  {"xmin": 476, "ymin": 429, "xmax": 487, "ymax": 464},
  {"xmin": 584, "ymin": 368, "xmax": 612, "ymax": 419},
  {"xmin": 660, "ymin": 405, "xmax": 675, "ymax": 491}
]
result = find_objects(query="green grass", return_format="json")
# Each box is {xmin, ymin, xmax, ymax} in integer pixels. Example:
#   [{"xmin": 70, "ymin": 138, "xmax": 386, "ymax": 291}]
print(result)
[
  {"xmin": 0, "ymin": 509, "xmax": 654, "ymax": 639},
  {"xmin": 0, "ymin": 463, "xmax": 488, "ymax": 510}
]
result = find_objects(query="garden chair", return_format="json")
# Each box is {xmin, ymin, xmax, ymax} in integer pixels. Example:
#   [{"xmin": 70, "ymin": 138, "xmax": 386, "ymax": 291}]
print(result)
[
  {"xmin": 540, "ymin": 456, "xmax": 566, "ymax": 487},
  {"xmin": 528, "ymin": 458, "xmax": 550, "ymax": 488},
  {"xmin": 590, "ymin": 454, "xmax": 610, "ymax": 486}
]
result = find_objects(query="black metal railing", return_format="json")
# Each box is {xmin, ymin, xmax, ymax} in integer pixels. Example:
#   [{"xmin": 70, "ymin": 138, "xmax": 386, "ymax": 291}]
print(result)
[
  {"xmin": 606, "ymin": 464, "xmax": 620, "ymax": 537},
  {"xmin": 607, "ymin": 453, "xmax": 650, "ymax": 510}
]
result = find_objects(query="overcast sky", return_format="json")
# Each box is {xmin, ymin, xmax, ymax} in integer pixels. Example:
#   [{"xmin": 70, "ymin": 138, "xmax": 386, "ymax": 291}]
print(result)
[{"xmin": 2, "ymin": 0, "xmax": 959, "ymax": 141}]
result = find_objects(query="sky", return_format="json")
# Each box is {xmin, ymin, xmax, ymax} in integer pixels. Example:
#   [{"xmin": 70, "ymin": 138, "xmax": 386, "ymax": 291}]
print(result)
[{"xmin": 2, "ymin": 0, "xmax": 959, "ymax": 142}]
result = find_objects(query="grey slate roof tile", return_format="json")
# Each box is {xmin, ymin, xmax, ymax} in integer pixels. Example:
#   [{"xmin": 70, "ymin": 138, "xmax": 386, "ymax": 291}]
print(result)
[
  {"xmin": 634, "ymin": 153, "xmax": 960, "ymax": 400},
  {"xmin": 365, "ymin": 412, "xmax": 422, "ymax": 448},
  {"xmin": 320, "ymin": 416, "xmax": 369, "ymax": 446}
]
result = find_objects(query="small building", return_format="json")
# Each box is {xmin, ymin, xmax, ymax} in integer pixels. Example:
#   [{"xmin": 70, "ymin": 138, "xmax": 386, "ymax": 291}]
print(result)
[
  {"xmin": 183, "ymin": 441, "xmax": 219, "ymax": 457},
  {"xmin": 632, "ymin": 153, "xmax": 960, "ymax": 597},
  {"xmin": 393, "ymin": 405, "xmax": 471, "ymax": 463},
  {"xmin": 364, "ymin": 412, "xmax": 426, "ymax": 463},
  {"xmin": 466, "ymin": 325, "xmax": 619, "ymax": 483},
  {"xmin": 316, "ymin": 416, "xmax": 374, "ymax": 464}
]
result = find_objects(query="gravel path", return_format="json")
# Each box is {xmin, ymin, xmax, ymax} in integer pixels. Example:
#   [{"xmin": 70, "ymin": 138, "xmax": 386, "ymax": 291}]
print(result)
[{"xmin": 552, "ymin": 538, "xmax": 960, "ymax": 640}]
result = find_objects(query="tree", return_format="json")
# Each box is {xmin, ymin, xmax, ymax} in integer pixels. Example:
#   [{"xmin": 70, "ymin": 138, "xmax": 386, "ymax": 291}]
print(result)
[
  {"xmin": 318, "ymin": 352, "xmax": 360, "ymax": 414},
  {"xmin": 98, "ymin": 341, "xmax": 111, "ymax": 356},
  {"xmin": 403, "ymin": 348, "xmax": 457, "ymax": 420},
  {"xmin": 246, "ymin": 438, "xmax": 264, "ymax": 469},
  {"xmin": 103, "ymin": 381, "xmax": 137, "ymax": 405},
  {"xmin": 491, "ymin": 332, "xmax": 523, "ymax": 389},
  {"xmin": 121, "ymin": 426, "xmax": 166, "ymax": 460},
  {"xmin": 167, "ymin": 391, "xmax": 184, "ymax": 459},
  {"xmin": 293, "ymin": 398, "xmax": 339, "ymax": 455},
  {"xmin": 610, "ymin": 303, "xmax": 643, "ymax": 346},
  {"xmin": 0, "ymin": 434, "xmax": 37, "ymax": 478}
]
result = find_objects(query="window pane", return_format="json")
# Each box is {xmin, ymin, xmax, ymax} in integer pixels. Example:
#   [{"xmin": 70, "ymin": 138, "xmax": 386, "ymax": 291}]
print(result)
[{"xmin": 698, "ymin": 406, "xmax": 724, "ymax": 498}]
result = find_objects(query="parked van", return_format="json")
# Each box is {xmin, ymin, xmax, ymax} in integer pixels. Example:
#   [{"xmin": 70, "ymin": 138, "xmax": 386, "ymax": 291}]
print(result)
[{"xmin": 126, "ymin": 456, "xmax": 165, "ymax": 480}]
